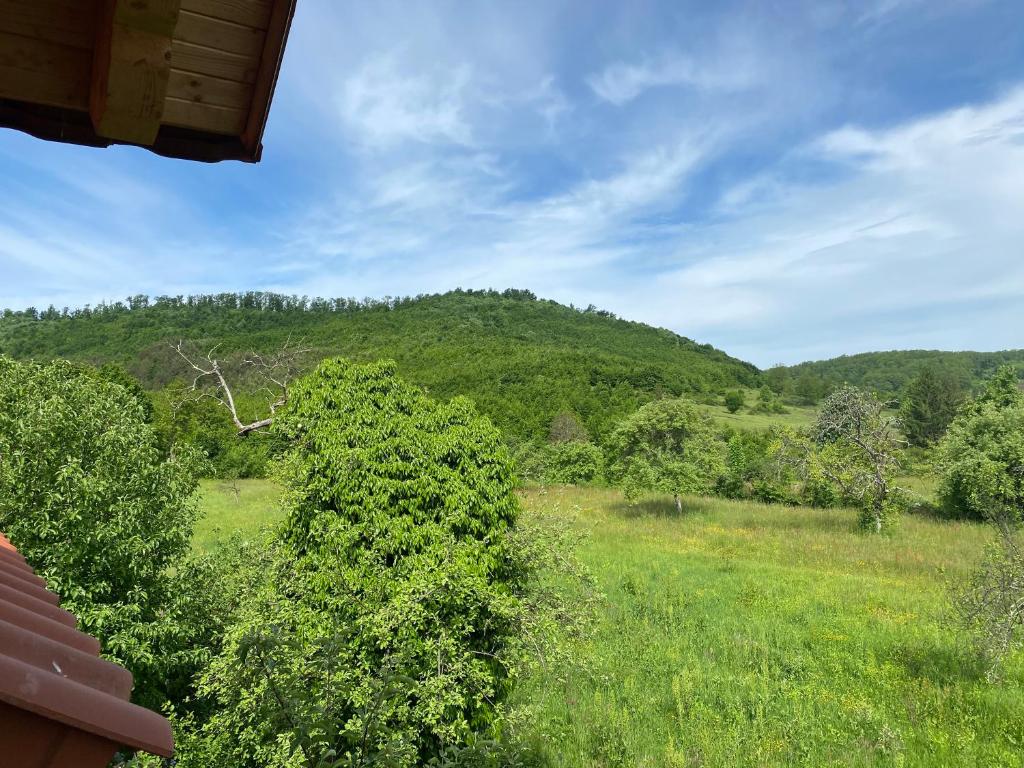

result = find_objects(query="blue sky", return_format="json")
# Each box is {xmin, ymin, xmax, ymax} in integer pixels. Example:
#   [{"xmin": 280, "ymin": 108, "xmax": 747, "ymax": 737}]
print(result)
[{"xmin": 1, "ymin": 0, "xmax": 1023, "ymax": 366}]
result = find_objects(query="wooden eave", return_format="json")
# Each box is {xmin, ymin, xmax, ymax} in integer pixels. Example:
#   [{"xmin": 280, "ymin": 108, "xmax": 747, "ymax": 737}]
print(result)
[{"xmin": 0, "ymin": 0, "xmax": 296, "ymax": 163}]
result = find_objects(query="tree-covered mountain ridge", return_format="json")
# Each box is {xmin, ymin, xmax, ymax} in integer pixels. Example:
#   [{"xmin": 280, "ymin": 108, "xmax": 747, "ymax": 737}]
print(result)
[
  {"xmin": 0, "ymin": 288, "xmax": 758, "ymax": 441},
  {"xmin": 781, "ymin": 349, "xmax": 1024, "ymax": 397}
]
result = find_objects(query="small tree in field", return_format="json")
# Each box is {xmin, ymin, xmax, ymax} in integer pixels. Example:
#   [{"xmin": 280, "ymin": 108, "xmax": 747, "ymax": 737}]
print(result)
[
  {"xmin": 813, "ymin": 386, "xmax": 906, "ymax": 533},
  {"xmin": 607, "ymin": 398, "xmax": 725, "ymax": 511},
  {"xmin": 724, "ymin": 390, "xmax": 745, "ymax": 413},
  {"xmin": 548, "ymin": 409, "xmax": 589, "ymax": 443}
]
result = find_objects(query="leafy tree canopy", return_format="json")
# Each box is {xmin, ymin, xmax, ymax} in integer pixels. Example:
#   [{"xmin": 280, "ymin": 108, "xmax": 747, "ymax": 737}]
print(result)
[
  {"xmin": 184, "ymin": 359, "xmax": 541, "ymax": 766},
  {"xmin": 607, "ymin": 397, "xmax": 725, "ymax": 501},
  {"xmin": 937, "ymin": 366, "xmax": 1024, "ymax": 521},
  {"xmin": 0, "ymin": 289, "xmax": 758, "ymax": 446},
  {"xmin": 0, "ymin": 355, "xmax": 202, "ymax": 708},
  {"xmin": 900, "ymin": 364, "xmax": 967, "ymax": 446}
]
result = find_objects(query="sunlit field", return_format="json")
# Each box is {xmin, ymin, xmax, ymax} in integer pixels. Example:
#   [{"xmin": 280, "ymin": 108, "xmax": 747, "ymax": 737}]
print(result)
[{"xmin": 197, "ymin": 481, "xmax": 1024, "ymax": 767}]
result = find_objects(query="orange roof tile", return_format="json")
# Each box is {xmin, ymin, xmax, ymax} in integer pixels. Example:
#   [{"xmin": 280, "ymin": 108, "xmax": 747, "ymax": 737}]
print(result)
[{"xmin": 0, "ymin": 532, "xmax": 173, "ymax": 767}]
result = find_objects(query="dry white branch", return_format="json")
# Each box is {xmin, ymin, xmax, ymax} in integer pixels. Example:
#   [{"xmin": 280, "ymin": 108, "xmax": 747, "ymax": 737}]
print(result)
[{"xmin": 172, "ymin": 337, "xmax": 310, "ymax": 435}]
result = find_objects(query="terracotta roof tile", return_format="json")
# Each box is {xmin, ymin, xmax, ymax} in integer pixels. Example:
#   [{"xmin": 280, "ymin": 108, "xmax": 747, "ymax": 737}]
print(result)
[{"xmin": 0, "ymin": 532, "xmax": 173, "ymax": 766}]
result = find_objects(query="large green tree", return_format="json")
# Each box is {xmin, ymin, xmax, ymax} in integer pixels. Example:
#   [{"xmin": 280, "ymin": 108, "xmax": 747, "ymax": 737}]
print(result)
[
  {"xmin": 899, "ymin": 364, "xmax": 966, "ymax": 446},
  {"xmin": 180, "ymin": 359, "xmax": 583, "ymax": 767},
  {"xmin": 937, "ymin": 366, "xmax": 1024, "ymax": 520},
  {"xmin": 607, "ymin": 397, "xmax": 725, "ymax": 507},
  {"xmin": 0, "ymin": 356, "xmax": 203, "ymax": 708}
]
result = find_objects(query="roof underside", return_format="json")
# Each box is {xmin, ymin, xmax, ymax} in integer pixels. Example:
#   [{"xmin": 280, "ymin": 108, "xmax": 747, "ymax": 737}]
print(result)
[{"xmin": 0, "ymin": 0, "xmax": 296, "ymax": 162}]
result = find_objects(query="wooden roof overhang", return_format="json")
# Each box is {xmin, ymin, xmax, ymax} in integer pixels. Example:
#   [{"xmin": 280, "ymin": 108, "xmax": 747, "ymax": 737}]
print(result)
[{"xmin": 0, "ymin": 0, "xmax": 296, "ymax": 163}]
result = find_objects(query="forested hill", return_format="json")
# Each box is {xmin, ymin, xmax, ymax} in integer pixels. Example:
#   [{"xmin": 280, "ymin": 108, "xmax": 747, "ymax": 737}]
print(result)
[
  {"xmin": 0, "ymin": 289, "xmax": 758, "ymax": 441},
  {"xmin": 782, "ymin": 349, "xmax": 1024, "ymax": 396}
]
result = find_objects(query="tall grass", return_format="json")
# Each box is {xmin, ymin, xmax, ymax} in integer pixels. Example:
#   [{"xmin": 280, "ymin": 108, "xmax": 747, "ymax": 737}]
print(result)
[
  {"xmin": 515, "ymin": 486, "xmax": 1022, "ymax": 767},
  {"xmin": 195, "ymin": 481, "xmax": 1024, "ymax": 766}
]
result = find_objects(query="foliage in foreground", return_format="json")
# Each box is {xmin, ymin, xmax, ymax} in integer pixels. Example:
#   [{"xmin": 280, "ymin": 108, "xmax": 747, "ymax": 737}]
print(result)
[
  {"xmin": 174, "ymin": 359, "xmax": 593, "ymax": 767},
  {"xmin": 955, "ymin": 511, "xmax": 1024, "ymax": 677},
  {"xmin": 0, "ymin": 356, "xmax": 203, "ymax": 709}
]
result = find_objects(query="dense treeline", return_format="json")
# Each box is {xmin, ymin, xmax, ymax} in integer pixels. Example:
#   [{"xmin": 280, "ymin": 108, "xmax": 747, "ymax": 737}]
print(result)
[
  {"xmin": 780, "ymin": 349, "xmax": 1024, "ymax": 397},
  {"xmin": 0, "ymin": 289, "xmax": 758, "ymax": 445}
]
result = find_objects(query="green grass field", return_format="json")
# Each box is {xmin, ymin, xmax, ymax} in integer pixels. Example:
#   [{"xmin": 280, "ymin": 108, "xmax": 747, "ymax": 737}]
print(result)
[
  {"xmin": 194, "ymin": 478, "xmax": 282, "ymax": 550},
  {"xmin": 196, "ymin": 481, "xmax": 1024, "ymax": 767},
  {"xmin": 696, "ymin": 400, "xmax": 818, "ymax": 432}
]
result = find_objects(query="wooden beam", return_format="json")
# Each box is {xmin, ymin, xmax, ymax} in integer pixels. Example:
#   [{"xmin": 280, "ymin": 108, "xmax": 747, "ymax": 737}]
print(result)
[
  {"xmin": 0, "ymin": 31, "xmax": 92, "ymax": 109},
  {"xmin": 89, "ymin": 0, "xmax": 182, "ymax": 146},
  {"xmin": 179, "ymin": 0, "xmax": 273, "ymax": 29},
  {"xmin": 240, "ymin": 0, "xmax": 295, "ymax": 158}
]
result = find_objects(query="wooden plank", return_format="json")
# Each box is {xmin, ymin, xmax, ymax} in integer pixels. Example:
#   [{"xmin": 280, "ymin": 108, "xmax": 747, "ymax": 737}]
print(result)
[
  {"xmin": 241, "ymin": 0, "xmax": 295, "ymax": 157},
  {"xmin": 179, "ymin": 0, "xmax": 272, "ymax": 29},
  {"xmin": 90, "ymin": 0, "xmax": 181, "ymax": 145},
  {"xmin": 162, "ymin": 95, "xmax": 245, "ymax": 133},
  {"xmin": 170, "ymin": 39, "xmax": 258, "ymax": 82},
  {"xmin": 175, "ymin": 10, "xmax": 265, "ymax": 58},
  {"xmin": 0, "ymin": 31, "xmax": 91, "ymax": 108},
  {"xmin": 167, "ymin": 68, "xmax": 252, "ymax": 109},
  {"xmin": 0, "ymin": 0, "xmax": 100, "ymax": 50}
]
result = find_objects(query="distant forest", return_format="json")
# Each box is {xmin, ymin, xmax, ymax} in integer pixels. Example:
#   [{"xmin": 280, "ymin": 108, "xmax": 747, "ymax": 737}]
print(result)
[
  {"xmin": 780, "ymin": 349, "xmax": 1024, "ymax": 397},
  {"xmin": 2, "ymin": 289, "xmax": 1021, "ymax": 444},
  {"xmin": 0, "ymin": 289, "xmax": 758, "ymax": 444}
]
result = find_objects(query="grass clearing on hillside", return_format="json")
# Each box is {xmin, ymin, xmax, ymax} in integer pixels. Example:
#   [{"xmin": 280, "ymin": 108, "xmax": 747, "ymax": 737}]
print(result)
[
  {"xmin": 194, "ymin": 478, "xmax": 282, "ymax": 550},
  {"xmin": 696, "ymin": 401, "xmax": 818, "ymax": 432},
  {"xmin": 195, "ymin": 481, "xmax": 1024, "ymax": 767}
]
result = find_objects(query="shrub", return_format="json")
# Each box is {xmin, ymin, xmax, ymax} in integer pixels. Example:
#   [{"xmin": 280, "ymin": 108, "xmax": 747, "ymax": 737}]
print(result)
[
  {"xmin": 544, "ymin": 441, "xmax": 604, "ymax": 485},
  {"xmin": 954, "ymin": 510, "xmax": 1024, "ymax": 676},
  {"xmin": 607, "ymin": 397, "xmax": 725, "ymax": 502},
  {"xmin": 0, "ymin": 356, "xmax": 202, "ymax": 708},
  {"xmin": 179, "ymin": 359, "xmax": 588, "ymax": 766},
  {"xmin": 752, "ymin": 385, "xmax": 788, "ymax": 414},
  {"xmin": 548, "ymin": 410, "xmax": 589, "ymax": 444},
  {"xmin": 716, "ymin": 429, "xmax": 800, "ymax": 505},
  {"xmin": 724, "ymin": 390, "xmax": 745, "ymax": 413},
  {"xmin": 936, "ymin": 366, "xmax": 1024, "ymax": 520}
]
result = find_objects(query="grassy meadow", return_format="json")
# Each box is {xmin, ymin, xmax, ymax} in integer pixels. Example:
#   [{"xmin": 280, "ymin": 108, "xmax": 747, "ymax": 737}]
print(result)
[{"xmin": 197, "ymin": 481, "xmax": 1024, "ymax": 767}]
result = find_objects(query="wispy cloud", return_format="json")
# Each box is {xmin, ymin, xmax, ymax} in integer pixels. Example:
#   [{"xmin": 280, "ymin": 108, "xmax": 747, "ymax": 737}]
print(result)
[
  {"xmin": 587, "ymin": 50, "xmax": 758, "ymax": 105},
  {"xmin": 339, "ymin": 55, "xmax": 476, "ymax": 148}
]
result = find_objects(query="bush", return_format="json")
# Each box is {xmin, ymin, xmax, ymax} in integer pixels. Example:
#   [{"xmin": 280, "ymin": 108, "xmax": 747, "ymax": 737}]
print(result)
[
  {"xmin": 724, "ymin": 390, "xmax": 745, "ymax": 413},
  {"xmin": 544, "ymin": 441, "xmax": 604, "ymax": 485},
  {"xmin": 178, "ymin": 359, "xmax": 588, "ymax": 766},
  {"xmin": 752, "ymin": 385, "xmax": 788, "ymax": 414},
  {"xmin": 936, "ymin": 366, "xmax": 1024, "ymax": 520},
  {"xmin": 607, "ymin": 397, "xmax": 724, "ymax": 501},
  {"xmin": 0, "ymin": 356, "xmax": 202, "ymax": 708},
  {"xmin": 716, "ymin": 429, "xmax": 800, "ymax": 505},
  {"xmin": 954, "ymin": 512, "xmax": 1024, "ymax": 676}
]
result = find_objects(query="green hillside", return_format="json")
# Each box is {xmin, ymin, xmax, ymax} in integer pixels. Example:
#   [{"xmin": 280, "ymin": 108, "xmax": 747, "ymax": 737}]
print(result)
[
  {"xmin": 781, "ymin": 349, "xmax": 1024, "ymax": 397},
  {"xmin": 0, "ymin": 289, "xmax": 758, "ymax": 442}
]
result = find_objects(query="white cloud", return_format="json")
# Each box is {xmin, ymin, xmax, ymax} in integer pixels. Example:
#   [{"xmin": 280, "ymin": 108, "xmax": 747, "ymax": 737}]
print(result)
[
  {"xmin": 338, "ymin": 55, "xmax": 476, "ymax": 148},
  {"xmin": 587, "ymin": 49, "xmax": 759, "ymax": 106},
  {"xmin": 633, "ymin": 86, "xmax": 1024, "ymax": 363}
]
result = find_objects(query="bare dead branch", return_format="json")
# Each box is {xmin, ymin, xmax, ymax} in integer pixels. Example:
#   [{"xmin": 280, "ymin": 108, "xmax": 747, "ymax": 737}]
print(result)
[{"xmin": 171, "ymin": 338, "xmax": 310, "ymax": 435}]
